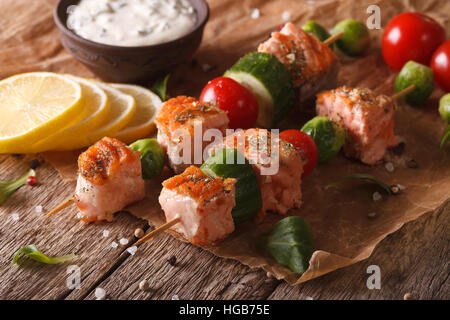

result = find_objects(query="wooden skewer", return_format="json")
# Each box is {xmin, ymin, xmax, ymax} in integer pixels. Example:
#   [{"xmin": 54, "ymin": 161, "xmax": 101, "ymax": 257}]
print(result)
[
  {"xmin": 46, "ymin": 196, "xmax": 74, "ymax": 217},
  {"xmin": 391, "ymin": 84, "xmax": 416, "ymax": 100},
  {"xmin": 323, "ymin": 31, "xmax": 344, "ymax": 46},
  {"xmin": 134, "ymin": 217, "xmax": 182, "ymax": 246}
]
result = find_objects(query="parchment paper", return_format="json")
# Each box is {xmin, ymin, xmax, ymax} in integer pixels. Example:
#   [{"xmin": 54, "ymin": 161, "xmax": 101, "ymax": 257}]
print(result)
[{"xmin": 4, "ymin": 0, "xmax": 449, "ymax": 285}]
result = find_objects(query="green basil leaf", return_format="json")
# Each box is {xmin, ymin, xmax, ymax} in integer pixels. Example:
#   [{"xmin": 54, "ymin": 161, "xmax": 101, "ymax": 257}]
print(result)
[
  {"xmin": 151, "ymin": 74, "xmax": 170, "ymax": 101},
  {"xmin": 440, "ymin": 125, "xmax": 450, "ymax": 150},
  {"xmin": 261, "ymin": 216, "xmax": 315, "ymax": 274},
  {"xmin": 325, "ymin": 173, "xmax": 393, "ymax": 195},
  {"xmin": 0, "ymin": 169, "xmax": 35, "ymax": 206},
  {"xmin": 13, "ymin": 245, "xmax": 77, "ymax": 265}
]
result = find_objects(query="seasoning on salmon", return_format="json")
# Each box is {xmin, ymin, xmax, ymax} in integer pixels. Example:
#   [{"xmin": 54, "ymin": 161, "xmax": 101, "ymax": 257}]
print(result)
[
  {"xmin": 75, "ymin": 137, "xmax": 145, "ymax": 222},
  {"xmin": 155, "ymin": 96, "xmax": 229, "ymax": 174},
  {"xmin": 316, "ymin": 86, "xmax": 401, "ymax": 165},
  {"xmin": 210, "ymin": 128, "xmax": 304, "ymax": 221},
  {"xmin": 159, "ymin": 166, "xmax": 236, "ymax": 245},
  {"xmin": 258, "ymin": 22, "xmax": 339, "ymax": 104}
]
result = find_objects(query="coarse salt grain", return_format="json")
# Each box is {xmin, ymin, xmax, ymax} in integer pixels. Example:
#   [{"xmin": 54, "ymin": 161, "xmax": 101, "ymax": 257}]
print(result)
[
  {"xmin": 35, "ymin": 205, "xmax": 43, "ymax": 213},
  {"xmin": 397, "ymin": 184, "xmax": 406, "ymax": 191},
  {"xmin": 281, "ymin": 11, "xmax": 291, "ymax": 21},
  {"xmin": 372, "ymin": 192, "xmax": 382, "ymax": 201},
  {"xmin": 111, "ymin": 241, "xmax": 118, "ymax": 248},
  {"xmin": 103, "ymin": 230, "xmax": 110, "ymax": 237},
  {"xmin": 367, "ymin": 212, "xmax": 377, "ymax": 219},
  {"xmin": 119, "ymin": 238, "xmax": 129, "ymax": 245},
  {"xmin": 172, "ymin": 294, "xmax": 180, "ymax": 300},
  {"xmin": 250, "ymin": 8, "xmax": 260, "ymax": 19},
  {"xmin": 385, "ymin": 162, "xmax": 395, "ymax": 172},
  {"xmin": 11, "ymin": 213, "xmax": 19, "ymax": 221},
  {"xmin": 95, "ymin": 287, "xmax": 106, "ymax": 300},
  {"xmin": 127, "ymin": 246, "xmax": 138, "ymax": 255}
]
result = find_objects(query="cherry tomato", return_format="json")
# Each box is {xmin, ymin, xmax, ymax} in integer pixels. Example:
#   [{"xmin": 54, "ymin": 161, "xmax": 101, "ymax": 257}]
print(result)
[
  {"xmin": 279, "ymin": 130, "xmax": 318, "ymax": 179},
  {"xmin": 431, "ymin": 40, "xmax": 450, "ymax": 92},
  {"xmin": 382, "ymin": 12, "xmax": 446, "ymax": 71},
  {"xmin": 199, "ymin": 77, "xmax": 259, "ymax": 129}
]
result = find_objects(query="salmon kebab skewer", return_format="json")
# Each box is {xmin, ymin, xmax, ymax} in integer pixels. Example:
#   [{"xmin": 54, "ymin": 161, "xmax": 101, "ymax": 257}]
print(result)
[
  {"xmin": 74, "ymin": 137, "xmax": 146, "ymax": 222},
  {"xmin": 155, "ymin": 96, "xmax": 229, "ymax": 174},
  {"xmin": 258, "ymin": 22, "xmax": 340, "ymax": 105},
  {"xmin": 210, "ymin": 128, "xmax": 305, "ymax": 222},
  {"xmin": 316, "ymin": 86, "xmax": 401, "ymax": 165},
  {"xmin": 158, "ymin": 166, "xmax": 237, "ymax": 245},
  {"xmin": 139, "ymin": 129, "xmax": 304, "ymax": 246}
]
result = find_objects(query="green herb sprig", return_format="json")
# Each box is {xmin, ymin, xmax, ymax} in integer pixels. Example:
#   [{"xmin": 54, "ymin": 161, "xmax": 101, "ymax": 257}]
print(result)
[
  {"xmin": 325, "ymin": 173, "xmax": 393, "ymax": 195},
  {"xmin": 0, "ymin": 169, "xmax": 35, "ymax": 206},
  {"xmin": 13, "ymin": 245, "xmax": 77, "ymax": 265},
  {"xmin": 151, "ymin": 74, "xmax": 170, "ymax": 101},
  {"xmin": 261, "ymin": 216, "xmax": 315, "ymax": 274}
]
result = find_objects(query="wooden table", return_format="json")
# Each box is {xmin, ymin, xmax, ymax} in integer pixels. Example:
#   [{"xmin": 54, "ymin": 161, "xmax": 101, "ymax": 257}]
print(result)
[
  {"xmin": 0, "ymin": 154, "xmax": 448, "ymax": 300},
  {"xmin": 0, "ymin": 0, "xmax": 449, "ymax": 301}
]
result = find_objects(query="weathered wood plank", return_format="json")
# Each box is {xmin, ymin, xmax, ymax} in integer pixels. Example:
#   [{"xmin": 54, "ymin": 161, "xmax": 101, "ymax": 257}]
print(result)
[
  {"xmin": 0, "ymin": 156, "xmax": 448, "ymax": 300},
  {"xmin": 80, "ymin": 201, "xmax": 448, "ymax": 300},
  {"xmin": 267, "ymin": 202, "xmax": 449, "ymax": 300},
  {"xmin": 0, "ymin": 155, "xmax": 147, "ymax": 300},
  {"xmin": 82, "ymin": 232, "xmax": 280, "ymax": 300}
]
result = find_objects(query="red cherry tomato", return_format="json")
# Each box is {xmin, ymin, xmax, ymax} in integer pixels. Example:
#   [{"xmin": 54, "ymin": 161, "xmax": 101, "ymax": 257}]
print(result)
[
  {"xmin": 431, "ymin": 40, "xmax": 450, "ymax": 92},
  {"xmin": 199, "ymin": 77, "xmax": 259, "ymax": 129},
  {"xmin": 382, "ymin": 12, "xmax": 446, "ymax": 71},
  {"xmin": 279, "ymin": 130, "xmax": 318, "ymax": 179}
]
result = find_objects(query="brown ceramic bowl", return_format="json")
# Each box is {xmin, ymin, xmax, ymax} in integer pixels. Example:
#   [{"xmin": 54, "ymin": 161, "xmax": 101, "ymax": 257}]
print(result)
[{"xmin": 54, "ymin": 0, "xmax": 209, "ymax": 83}]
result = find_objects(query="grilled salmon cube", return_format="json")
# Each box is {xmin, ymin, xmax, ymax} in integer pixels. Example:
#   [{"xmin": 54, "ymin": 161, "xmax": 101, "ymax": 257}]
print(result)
[
  {"xmin": 75, "ymin": 137, "xmax": 145, "ymax": 222},
  {"xmin": 210, "ymin": 128, "xmax": 304, "ymax": 221},
  {"xmin": 258, "ymin": 22, "xmax": 339, "ymax": 105},
  {"xmin": 316, "ymin": 87, "xmax": 401, "ymax": 165},
  {"xmin": 155, "ymin": 96, "xmax": 229, "ymax": 174},
  {"xmin": 159, "ymin": 166, "xmax": 236, "ymax": 245}
]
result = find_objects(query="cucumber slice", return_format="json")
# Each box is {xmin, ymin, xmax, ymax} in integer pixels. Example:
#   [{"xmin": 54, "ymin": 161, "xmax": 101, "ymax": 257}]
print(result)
[
  {"xmin": 201, "ymin": 148, "xmax": 262, "ymax": 224},
  {"xmin": 224, "ymin": 52, "xmax": 295, "ymax": 128}
]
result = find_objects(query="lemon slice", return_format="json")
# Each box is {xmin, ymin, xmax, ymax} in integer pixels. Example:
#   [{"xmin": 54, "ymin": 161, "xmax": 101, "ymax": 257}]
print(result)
[
  {"xmin": 86, "ymin": 82, "xmax": 136, "ymax": 145},
  {"xmin": 110, "ymin": 83, "xmax": 162, "ymax": 144},
  {"xmin": 0, "ymin": 72, "xmax": 83, "ymax": 154},
  {"xmin": 32, "ymin": 76, "xmax": 110, "ymax": 152}
]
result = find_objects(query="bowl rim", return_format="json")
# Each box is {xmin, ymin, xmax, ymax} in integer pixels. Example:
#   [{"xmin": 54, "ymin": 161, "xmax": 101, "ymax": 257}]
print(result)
[{"xmin": 54, "ymin": 0, "xmax": 210, "ymax": 51}]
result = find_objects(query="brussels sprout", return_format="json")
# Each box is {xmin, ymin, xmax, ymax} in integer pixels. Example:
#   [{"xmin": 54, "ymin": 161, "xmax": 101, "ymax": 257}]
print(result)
[
  {"xmin": 395, "ymin": 61, "xmax": 434, "ymax": 106},
  {"xmin": 129, "ymin": 139, "xmax": 165, "ymax": 179},
  {"xmin": 301, "ymin": 116, "xmax": 346, "ymax": 164},
  {"xmin": 302, "ymin": 20, "xmax": 333, "ymax": 48},
  {"xmin": 439, "ymin": 93, "xmax": 450, "ymax": 123},
  {"xmin": 333, "ymin": 19, "xmax": 370, "ymax": 56}
]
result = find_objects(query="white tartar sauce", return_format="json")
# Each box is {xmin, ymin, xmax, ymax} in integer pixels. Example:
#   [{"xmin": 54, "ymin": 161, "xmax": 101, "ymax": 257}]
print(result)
[{"xmin": 67, "ymin": 0, "xmax": 197, "ymax": 47}]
